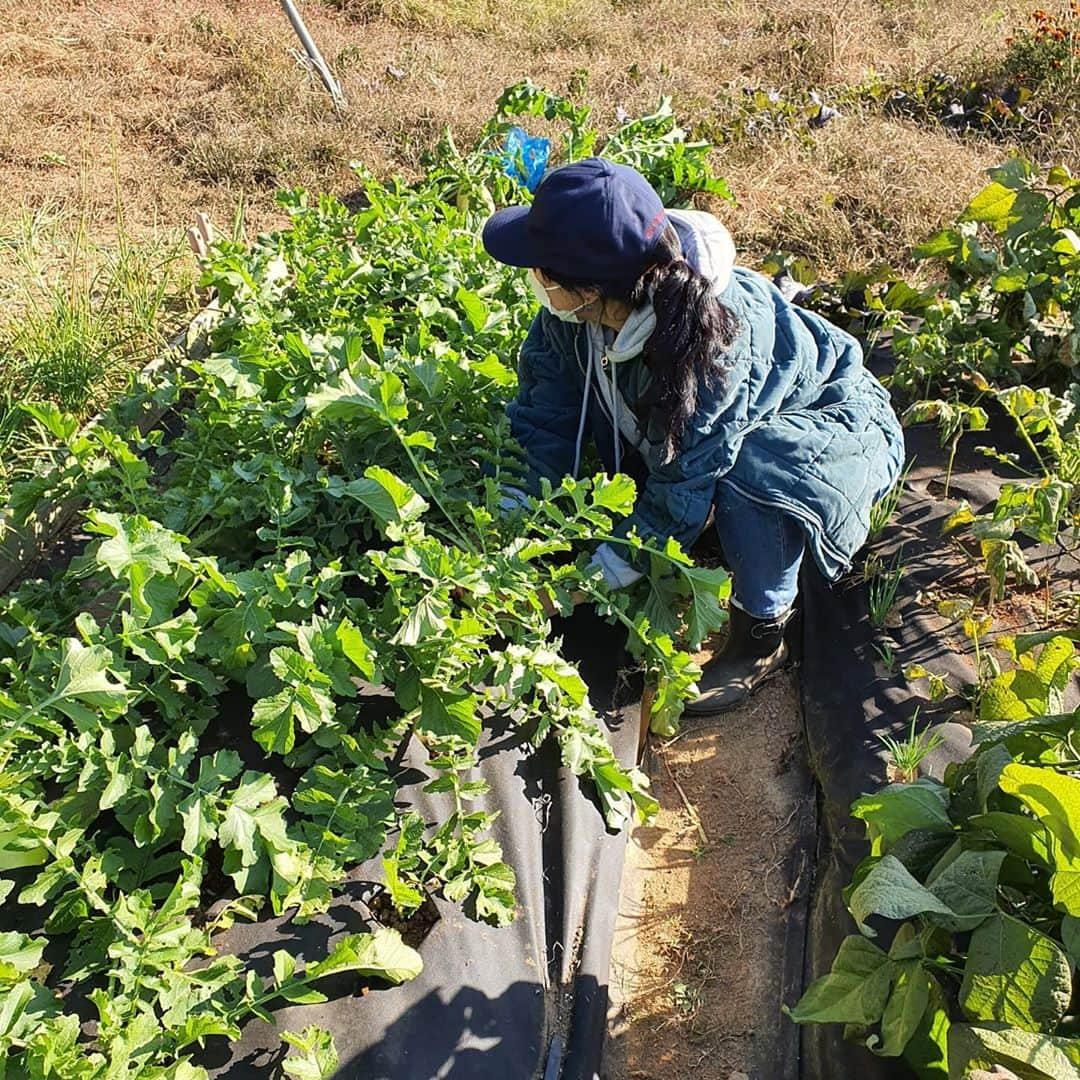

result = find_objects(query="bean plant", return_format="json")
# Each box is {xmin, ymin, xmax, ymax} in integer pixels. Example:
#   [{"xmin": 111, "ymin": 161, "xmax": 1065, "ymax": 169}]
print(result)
[{"xmin": 789, "ymin": 635, "xmax": 1080, "ymax": 1079}]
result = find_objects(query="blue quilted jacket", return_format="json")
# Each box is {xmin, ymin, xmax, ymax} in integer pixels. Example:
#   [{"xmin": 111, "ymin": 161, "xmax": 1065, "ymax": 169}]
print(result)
[{"xmin": 506, "ymin": 216, "xmax": 905, "ymax": 580}]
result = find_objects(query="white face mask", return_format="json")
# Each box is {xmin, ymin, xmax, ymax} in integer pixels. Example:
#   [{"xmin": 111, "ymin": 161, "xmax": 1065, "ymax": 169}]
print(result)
[{"xmin": 528, "ymin": 270, "xmax": 590, "ymax": 323}]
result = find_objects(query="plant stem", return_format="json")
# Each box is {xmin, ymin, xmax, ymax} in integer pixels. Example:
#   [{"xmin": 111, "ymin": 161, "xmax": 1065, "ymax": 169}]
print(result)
[
  {"xmin": 395, "ymin": 428, "xmax": 471, "ymax": 547},
  {"xmin": 944, "ymin": 434, "xmax": 958, "ymax": 499},
  {"xmin": 1015, "ymin": 422, "xmax": 1050, "ymax": 479}
]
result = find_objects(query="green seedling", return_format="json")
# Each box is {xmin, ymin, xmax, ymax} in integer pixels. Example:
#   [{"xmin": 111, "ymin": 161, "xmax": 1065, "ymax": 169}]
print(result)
[
  {"xmin": 865, "ymin": 549, "xmax": 905, "ymax": 629},
  {"xmin": 672, "ymin": 980, "xmax": 704, "ymax": 1018},
  {"xmin": 903, "ymin": 662, "xmax": 955, "ymax": 702},
  {"xmin": 877, "ymin": 709, "xmax": 944, "ymax": 783},
  {"xmin": 872, "ymin": 640, "xmax": 896, "ymax": 671},
  {"xmin": 868, "ymin": 458, "xmax": 914, "ymax": 540}
]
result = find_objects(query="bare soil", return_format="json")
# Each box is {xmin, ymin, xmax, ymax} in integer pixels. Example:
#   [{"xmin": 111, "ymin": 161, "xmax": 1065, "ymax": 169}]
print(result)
[{"xmin": 606, "ymin": 672, "xmax": 813, "ymax": 1080}]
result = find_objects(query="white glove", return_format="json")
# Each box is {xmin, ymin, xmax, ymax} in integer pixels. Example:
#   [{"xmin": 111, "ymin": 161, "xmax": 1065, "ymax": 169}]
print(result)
[
  {"xmin": 589, "ymin": 542, "xmax": 644, "ymax": 589},
  {"xmin": 499, "ymin": 485, "xmax": 531, "ymax": 514}
]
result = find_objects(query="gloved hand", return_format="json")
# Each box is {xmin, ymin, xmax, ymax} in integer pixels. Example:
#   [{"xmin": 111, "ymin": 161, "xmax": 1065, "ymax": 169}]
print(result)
[
  {"xmin": 589, "ymin": 542, "xmax": 644, "ymax": 589},
  {"xmin": 498, "ymin": 484, "xmax": 531, "ymax": 514}
]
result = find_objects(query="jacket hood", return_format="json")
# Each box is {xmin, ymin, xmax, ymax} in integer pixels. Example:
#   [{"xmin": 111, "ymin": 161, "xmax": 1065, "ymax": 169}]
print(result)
[{"xmin": 667, "ymin": 209, "xmax": 736, "ymax": 295}]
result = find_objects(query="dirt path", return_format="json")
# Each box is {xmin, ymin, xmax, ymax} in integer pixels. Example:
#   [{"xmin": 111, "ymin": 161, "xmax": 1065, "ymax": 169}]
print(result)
[{"xmin": 606, "ymin": 672, "xmax": 814, "ymax": 1079}]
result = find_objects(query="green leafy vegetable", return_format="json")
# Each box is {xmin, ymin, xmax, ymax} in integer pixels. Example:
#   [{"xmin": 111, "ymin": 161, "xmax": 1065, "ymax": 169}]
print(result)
[{"xmin": 0, "ymin": 81, "xmax": 733, "ymax": 1074}]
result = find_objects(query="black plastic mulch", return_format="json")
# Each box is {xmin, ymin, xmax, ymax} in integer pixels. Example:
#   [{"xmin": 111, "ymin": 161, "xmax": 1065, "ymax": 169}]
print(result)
[{"xmin": 202, "ymin": 612, "xmax": 644, "ymax": 1080}]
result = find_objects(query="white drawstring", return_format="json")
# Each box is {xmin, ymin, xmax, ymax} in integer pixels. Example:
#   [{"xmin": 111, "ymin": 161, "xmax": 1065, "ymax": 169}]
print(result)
[
  {"xmin": 612, "ymin": 356, "xmax": 621, "ymax": 474},
  {"xmin": 571, "ymin": 331, "xmax": 592, "ymax": 480}
]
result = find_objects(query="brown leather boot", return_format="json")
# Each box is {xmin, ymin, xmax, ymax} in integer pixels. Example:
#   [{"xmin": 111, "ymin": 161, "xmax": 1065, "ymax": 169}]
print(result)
[{"xmin": 683, "ymin": 604, "xmax": 793, "ymax": 715}]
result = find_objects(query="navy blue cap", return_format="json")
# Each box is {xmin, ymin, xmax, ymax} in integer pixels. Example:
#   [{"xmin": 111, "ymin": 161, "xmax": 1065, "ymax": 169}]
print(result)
[{"xmin": 482, "ymin": 158, "xmax": 669, "ymax": 289}]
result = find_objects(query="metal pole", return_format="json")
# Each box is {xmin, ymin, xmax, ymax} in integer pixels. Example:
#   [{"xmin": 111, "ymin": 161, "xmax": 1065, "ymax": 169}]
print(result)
[{"xmin": 279, "ymin": 0, "xmax": 347, "ymax": 112}]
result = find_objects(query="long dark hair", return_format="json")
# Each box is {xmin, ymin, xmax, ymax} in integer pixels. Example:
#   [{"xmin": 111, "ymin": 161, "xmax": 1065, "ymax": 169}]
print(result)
[{"xmin": 542, "ymin": 224, "xmax": 738, "ymax": 461}]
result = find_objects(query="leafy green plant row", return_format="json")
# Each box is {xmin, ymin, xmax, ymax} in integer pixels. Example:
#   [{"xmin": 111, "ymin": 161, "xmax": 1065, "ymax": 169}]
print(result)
[
  {"xmin": 789, "ymin": 634, "xmax": 1080, "ymax": 1078},
  {"xmin": 897, "ymin": 161, "xmax": 1080, "ymax": 604},
  {"xmin": 781, "ymin": 159, "xmax": 1080, "ymax": 605},
  {"xmin": 425, "ymin": 77, "xmax": 733, "ymax": 217},
  {"xmin": 0, "ymin": 85, "xmax": 731, "ymax": 1075},
  {"xmin": 893, "ymin": 159, "xmax": 1080, "ymax": 397},
  {"xmin": 777, "ymin": 159, "xmax": 1080, "ymax": 384},
  {"xmin": 708, "ymin": 72, "xmax": 1037, "ymax": 152}
]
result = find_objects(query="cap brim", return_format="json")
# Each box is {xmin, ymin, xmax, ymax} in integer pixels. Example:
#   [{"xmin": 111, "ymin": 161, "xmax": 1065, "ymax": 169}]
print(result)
[{"xmin": 482, "ymin": 205, "xmax": 540, "ymax": 268}]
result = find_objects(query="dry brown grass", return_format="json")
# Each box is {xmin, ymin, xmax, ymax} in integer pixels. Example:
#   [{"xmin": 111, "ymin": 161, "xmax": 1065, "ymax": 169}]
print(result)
[
  {"xmin": 0, "ymin": 0, "xmax": 1067, "ymax": 283},
  {"xmin": 720, "ymin": 114, "xmax": 1011, "ymax": 273}
]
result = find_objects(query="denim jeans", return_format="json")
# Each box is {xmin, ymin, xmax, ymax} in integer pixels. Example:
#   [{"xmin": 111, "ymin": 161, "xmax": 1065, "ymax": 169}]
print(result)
[{"xmin": 712, "ymin": 481, "xmax": 805, "ymax": 619}]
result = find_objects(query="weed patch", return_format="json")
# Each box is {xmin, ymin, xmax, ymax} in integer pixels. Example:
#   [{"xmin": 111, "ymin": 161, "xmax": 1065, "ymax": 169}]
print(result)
[{"xmin": 0, "ymin": 208, "xmax": 193, "ymax": 500}]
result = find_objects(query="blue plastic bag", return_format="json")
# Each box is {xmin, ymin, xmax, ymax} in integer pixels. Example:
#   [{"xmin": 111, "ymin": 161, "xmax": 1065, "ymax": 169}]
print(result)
[{"xmin": 498, "ymin": 126, "xmax": 550, "ymax": 193}]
